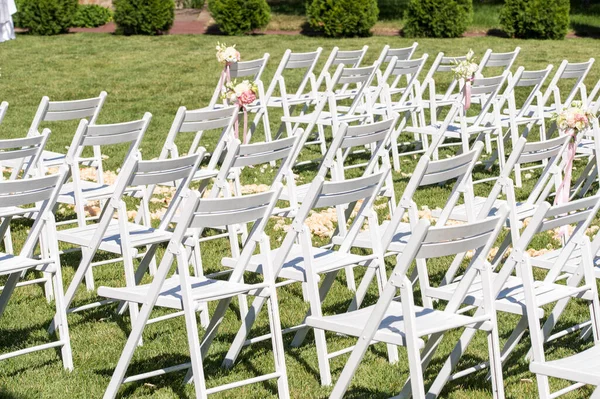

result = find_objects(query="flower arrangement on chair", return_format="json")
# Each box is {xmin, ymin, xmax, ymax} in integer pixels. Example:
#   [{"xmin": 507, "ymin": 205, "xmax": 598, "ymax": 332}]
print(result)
[
  {"xmin": 452, "ymin": 49, "xmax": 478, "ymax": 111},
  {"xmin": 216, "ymin": 43, "xmax": 241, "ymax": 90},
  {"xmin": 553, "ymin": 102, "xmax": 597, "ymax": 213},
  {"xmin": 222, "ymin": 79, "xmax": 259, "ymax": 144}
]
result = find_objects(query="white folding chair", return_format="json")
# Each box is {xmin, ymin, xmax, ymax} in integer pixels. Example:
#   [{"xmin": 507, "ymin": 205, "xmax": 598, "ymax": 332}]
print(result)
[
  {"xmin": 526, "ymin": 58, "xmax": 595, "ymax": 119},
  {"xmin": 56, "ymin": 115, "xmax": 151, "ymax": 290},
  {"xmin": 309, "ymin": 209, "xmax": 509, "ymax": 399},
  {"xmin": 100, "ymin": 186, "xmax": 289, "ymax": 399},
  {"xmin": 209, "ymin": 55, "xmax": 271, "ymax": 144},
  {"xmin": 370, "ymin": 55, "xmax": 429, "ymax": 170},
  {"xmin": 376, "ymin": 42, "xmax": 418, "ymax": 67},
  {"xmin": 26, "ymin": 93, "xmax": 107, "ymax": 171},
  {"xmin": 223, "ymin": 169, "xmax": 391, "ymax": 386},
  {"xmin": 425, "ymin": 195, "xmax": 600, "ymax": 397},
  {"xmin": 159, "ymin": 105, "xmax": 238, "ymax": 174},
  {"xmin": 491, "ymin": 65, "xmax": 554, "ymax": 186},
  {"xmin": 0, "ymin": 131, "xmax": 53, "ymax": 297},
  {"xmin": 259, "ymin": 48, "xmax": 323, "ymax": 140},
  {"xmin": 477, "ymin": 47, "xmax": 520, "ymax": 77},
  {"xmin": 408, "ymin": 72, "xmax": 509, "ymax": 158},
  {"xmin": 332, "ymin": 141, "xmax": 484, "ymax": 255},
  {"xmin": 0, "ymin": 171, "xmax": 73, "ymax": 371},
  {"xmin": 314, "ymin": 46, "xmax": 369, "ymax": 92},
  {"xmin": 56, "ymin": 152, "xmax": 207, "ymax": 330},
  {"xmin": 57, "ymin": 114, "xmax": 150, "ymax": 226},
  {"xmin": 282, "ymin": 62, "xmax": 381, "ymax": 163}
]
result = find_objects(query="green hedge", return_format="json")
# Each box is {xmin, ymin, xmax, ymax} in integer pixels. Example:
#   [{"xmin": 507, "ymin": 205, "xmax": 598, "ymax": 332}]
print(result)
[
  {"xmin": 404, "ymin": 0, "xmax": 473, "ymax": 38},
  {"xmin": 208, "ymin": 0, "xmax": 271, "ymax": 35},
  {"xmin": 306, "ymin": 0, "xmax": 379, "ymax": 38},
  {"xmin": 15, "ymin": 0, "xmax": 78, "ymax": 35},
  {"xmin": 500, "ymin": 0, "xmax": 570, "ymax": 39},
  {"xmin": 113, "ymin": 0, "xmax": 175, "ymax": 35},
  {"xmin": 72, "ymin": 4, "xmax": 113, "ymax": 28}
]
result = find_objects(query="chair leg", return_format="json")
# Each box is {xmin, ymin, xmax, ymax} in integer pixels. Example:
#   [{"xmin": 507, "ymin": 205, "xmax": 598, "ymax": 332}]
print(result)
[
  {"xmin": 223, "ymin": 295, "xmax": 267, "ymax": 368},
  {"xmin": 291, "ymin": 271, "xmax": 338, "ymax": 348},
  {"xmin": 52, "ymin": 272, "xmax": 73, "ymax": 371},
  {"xmin": 266, "ymin": 296, "xmax": 290, "ymax": 398}
]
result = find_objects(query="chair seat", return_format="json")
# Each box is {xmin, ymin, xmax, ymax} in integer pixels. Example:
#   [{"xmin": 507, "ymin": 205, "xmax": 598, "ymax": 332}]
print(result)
[
  {"xmin": 306, "ymin": 301, "xmax": 492, "ymax": 348},
  {"xmin": 58, "ymin": 181, "xmax": 114, "ymax": 205},
  {"xmin": 41, "ymin": 150, "xmax": 67, "ymax": 167},
  {"xmin": 577, "ymin": 138, "xmax": 596, "ymax": 155},
  {"xmin": 429, "ymin": 274, "xmax": 594, "ymax": 316},
  {"xmin": 431, "ymin": 196, "xmax": 536, "ymax": 223},
  {"xmin": 405, "ymin": 123, "xmax": 496, "ymax": 138},
  {"xmin": 221, "ymin": 244, "xmax": 376, "ymax": 282},
  {"xmin": 57, "ymin": 220, "xmax": 172, "ymax": 255},
  {"xmin": 530, "ymin": 345, "xmax": 600, "ymax": 385},
  {"xmin": 281, "ymin": 111, "xmax": 370, "ymax": 127},
  {"xmin": 279, "ymin": 183, "xmax": 310, "ymax": 203},
  {"xmin": 0, "ymin": 252, "xmax": 55, "ymax": 275},
  {"xmin": 331, "ymin": 220, "xmax": 412, "ymax": 253},
  {"xmin": 98, "ymin": 275, "xmax": 259, "ymax": 310}
]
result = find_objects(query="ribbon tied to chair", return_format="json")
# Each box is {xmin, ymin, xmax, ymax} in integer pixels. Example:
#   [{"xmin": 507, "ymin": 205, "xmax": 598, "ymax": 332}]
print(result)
[
  {"xmin": 554, "ymin": 128, "xmax": 578, "ymax": 236},
  {"xmin": 463, "ymin": 76, "xmax": 474, "ymax": 111}
]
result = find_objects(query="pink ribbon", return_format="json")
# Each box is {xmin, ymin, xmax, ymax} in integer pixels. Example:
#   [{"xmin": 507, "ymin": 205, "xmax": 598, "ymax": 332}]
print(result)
[
  {"xmin": 463, "ymin": 77, "xmax": 473, "ymax": 111},
  {"xmin": 218, "ymin": 62, "xmax": 232, "ymax": 93},
  {"xmin": 242, "ymin": 106, "xmax": 248, "ymax": 145},
  {"xmin": 231, "ymin": 105, "xmax": 249, "ymax": 144},
  {"xmin": 554, "ymin": 129, "xmax": 577, "ymax": 237}
]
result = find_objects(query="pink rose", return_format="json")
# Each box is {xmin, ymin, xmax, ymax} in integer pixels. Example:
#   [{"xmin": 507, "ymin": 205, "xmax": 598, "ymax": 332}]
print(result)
[{"xmin": 238, "ymin": 90, "xmax": 256, "ymax": 106}]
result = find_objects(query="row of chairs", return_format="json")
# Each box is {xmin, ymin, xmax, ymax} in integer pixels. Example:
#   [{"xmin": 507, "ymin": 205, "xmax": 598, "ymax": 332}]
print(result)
[{"xmin": 1, "ymin": 43, "xmax": 600, "ymax": 399}]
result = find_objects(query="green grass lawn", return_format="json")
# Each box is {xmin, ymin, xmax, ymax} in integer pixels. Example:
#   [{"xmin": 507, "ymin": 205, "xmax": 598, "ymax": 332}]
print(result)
[{"xmin": 0, "ymin": 33, "xmax": 600, "ymax": 398}]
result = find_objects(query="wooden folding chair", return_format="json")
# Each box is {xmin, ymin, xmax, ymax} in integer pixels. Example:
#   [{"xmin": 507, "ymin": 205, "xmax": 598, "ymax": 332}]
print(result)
[
  {"xmin": 0, "ymin": 171, "xmax": 73, "ymax": 371},
  {"xmin": 100, "ymin": 186, "xmax": 289, "ymax": 399}
]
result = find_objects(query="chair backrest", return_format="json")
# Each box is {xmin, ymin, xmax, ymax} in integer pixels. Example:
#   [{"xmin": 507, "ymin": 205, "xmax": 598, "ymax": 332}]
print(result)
[
  {"xmin": 160, "ymin": 105, "xmax": 238, "ymax": 170},
  {"xmin": 272, "ymin": 169, "xmax": 389, "ymax": 276},
  {"xmin": 379, "ymin": 55, "xmax": 429, "ymax": 110},
  {"xmin": 541, "ymin": 58, "xmax": 595, "ymax": 113},
  {"xmin": 384, "ymin": 142, "xmax": 483, "ymax": 247},
  {"xmin": 468, "ymin": 72, "xmax": 511, "ymax": 127},
  {"xmin": 0, "ymin": 130, "xmax": 50, "ymax": 180},
  {"xmin": 478, "ymin": 47, "xmax": 520, "ymax": 76},
  {"xmin": 326, "ymin": 62, "xmax": 380, "ymax": 116},
  {"xmin": 0, "ymin": 101, "xmax": 7, "ymax": 125},
  {"xmin": 315, "ymin": 46, "xmax": 369, "ymax": 89},
  {"xmin": 501, "ymin": 66, "xmax": 553, "ymax": 119},
  {"xmin": 29, "ymin": 92, "xmax": 107, "ymax": 136},
  {"xmin": 421, "ymin": 52, "xmax": 465, "ymax": 101},
  {"xmin": 383, "ymin": 206, "xmax": 508, "ymax": 314},
  {"xmin": 264, "ymin": 48, "xmax": 323, "ymax": 103},
  {"xmin": 0, "ymin": 172, "xmax": 66, "ymax": 257},
  {"xmin": 209, "ymin": 135, "xmax": 301, "ymax": 205},
  {"xmin": 209, "ymin": 54, "xmax": 270, "ymax": 106},
  {"xmin": 65, "ymin": 113, "xmax": 151, "ymax": 188},
  {"xmin": 377, "ymin": 42, "xmax": 418, "ymax": 66}
]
